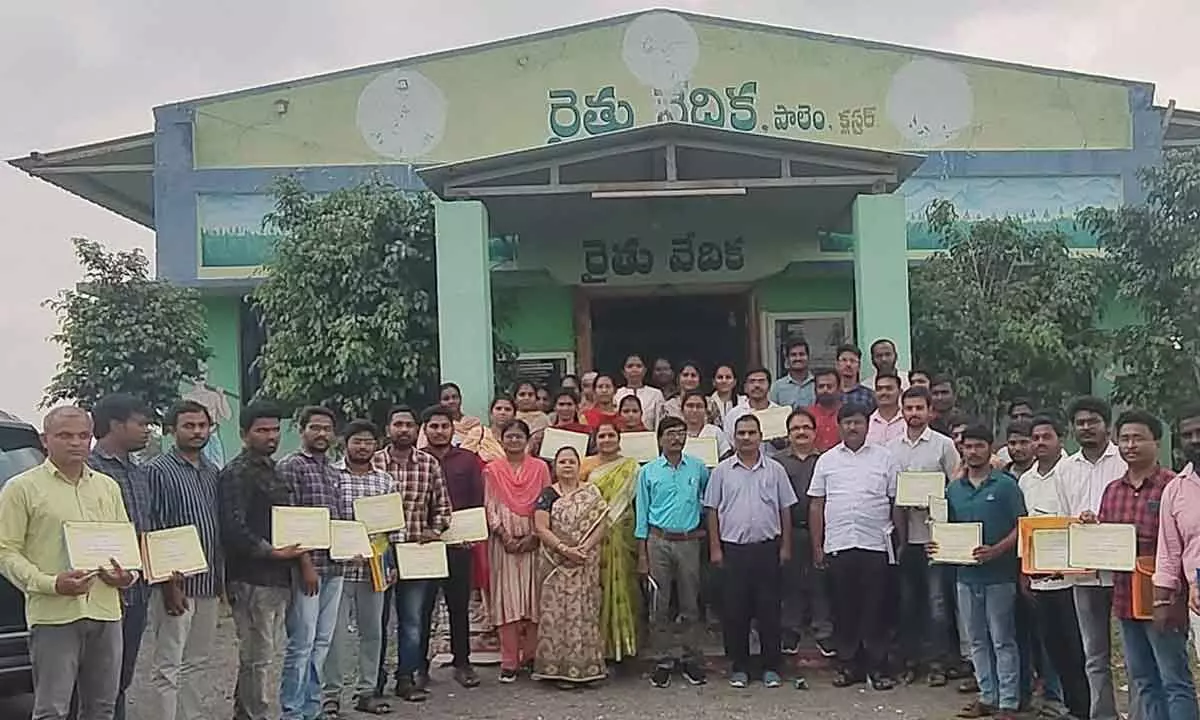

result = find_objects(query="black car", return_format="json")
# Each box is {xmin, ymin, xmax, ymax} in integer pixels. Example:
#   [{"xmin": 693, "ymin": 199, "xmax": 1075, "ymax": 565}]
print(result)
[{"xmin": 0, "ymin": 416, "xmax": 41, "ymax": 696}]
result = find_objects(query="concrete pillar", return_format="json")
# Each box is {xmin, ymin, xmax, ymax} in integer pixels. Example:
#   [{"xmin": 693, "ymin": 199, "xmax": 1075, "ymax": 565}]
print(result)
[
  {"xmin": 852, "ymin": 193, "xmax": 911, "ymax": 370},
  {"xmin": 434, "ymin": 199, "xmax": 494, "ymax": 420}
]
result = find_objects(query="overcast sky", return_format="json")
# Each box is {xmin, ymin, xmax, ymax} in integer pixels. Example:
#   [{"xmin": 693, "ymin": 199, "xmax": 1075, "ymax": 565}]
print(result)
[{"xmin": 1, "ymin": 0, "xmax": 1197, "ymax": 424}]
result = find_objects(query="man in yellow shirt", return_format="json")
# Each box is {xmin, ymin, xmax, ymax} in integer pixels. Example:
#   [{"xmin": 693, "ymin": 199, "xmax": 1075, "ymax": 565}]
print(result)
[{"xmin": 0, "ymin": 406, "xmax": 136, "ymax": 720}]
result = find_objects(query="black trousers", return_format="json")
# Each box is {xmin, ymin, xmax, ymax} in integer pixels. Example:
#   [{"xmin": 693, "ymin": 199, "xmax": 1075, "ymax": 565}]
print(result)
[
  {"xmin": 720, "ymin": 539, "xmax": 783, "ymax": 674},
  {"xmin": 828, "ymin": 548, "xmax": 890, "ymax": 675},
  {"xmin": 419, "ymin": 545, "xmax": 475, "ymax": 670},
  {"xmin": 1032, "ymin": 587, "xmax": 1090, "ymax": 719}
]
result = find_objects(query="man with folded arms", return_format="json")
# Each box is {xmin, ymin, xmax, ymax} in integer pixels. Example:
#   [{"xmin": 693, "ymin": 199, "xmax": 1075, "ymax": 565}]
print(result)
[
  {"xmin": 0, "ymin": 406, "xmax": 137, "ymax": 719},
  {"xmin": 636, "ymin": 416, "xmax": 710, "ymax": 689}
]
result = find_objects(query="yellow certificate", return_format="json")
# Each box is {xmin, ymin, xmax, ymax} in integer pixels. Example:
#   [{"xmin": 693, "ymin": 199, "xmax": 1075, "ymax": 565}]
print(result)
[
  {"xmin": 1067, "ymin": 523, "xmax": 1137, "ymax": 572},
  {"xmin": 353, "ymin": 493, "xmax": 406, "ymax": 534},
  {"xmin": 271, "ymin": 506, "xmax": 331, "ymax": 549},
  {"xmin": 395, "ymin": 541, "xmax": 449, "ymax": 579},
  {"xmin": 684, "ymin": 436, "xmax": 719, "ymax": 467},
  {"xmin": 620, "ymin": 431, "xmax": 659, "ymax": 463},
  {"xmin": 896, "ymin": 472, "xmax": 946, "ymax": 507},
  {"xmin": 1030, "ymin": 528, "xmax": 1071, "ymax": 573},
  {"xmin": 538, "ymin": 427, "xmax": 590, "ymax": 460},
  {"xmin": 928, "ymin": 496, "xmax": 949, "ymax": 524},
  {"xmin": 753, "ymin": 406, "xmax": 792, "ymax": 440},
  {"xmin": 329, "ymin": 520, "xmax": 373, "ymax": 560},
  {"xmin": 143, "ymin": 525, "xmax": 208, "ymax": 583},
  {"xmin": 930, "ymin": 522, "xmax": 982, "ymax": 565},
  {"xmin": 63, "ymin": 521, "xmax": 142, "ymax": 571},
  {"xmin": 441, "ymin": 508, "xmax": 489, "ymax": 544}
]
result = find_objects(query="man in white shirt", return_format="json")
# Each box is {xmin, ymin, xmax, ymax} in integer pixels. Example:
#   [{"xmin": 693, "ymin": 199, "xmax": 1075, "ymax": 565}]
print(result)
[
  {"xmin": 886, "ymin": 386, "xmax": 959, "ymax": 685},
  {"xmin": 809, "ymin": 404, "xmax": 902, "ymax": 690},
  {"xmin": 721, "ymin": 368, "xmax": 781, "ymax": 452},
  {"xmin": 1053, "ymin": 396, "xmax": 1126, "ymax": 720},
  {"xmin": 615, "ymin": 354, "xmax": 665, "ymax": 430},
  {"xmin": 863, "ymin": 338, "xmax": 910, "ymax": 389},
  {"xmin": 1018, "ymin": 415, "xmax": 1089, "ymax": 720},
  {"xmin": 866, "ymin": 374, "xmax": 905, "ymax": 446}
]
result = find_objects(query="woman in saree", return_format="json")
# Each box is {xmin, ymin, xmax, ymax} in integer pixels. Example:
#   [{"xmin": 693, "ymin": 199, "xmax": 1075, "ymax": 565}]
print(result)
[
  {"xmin": 484, "ymin": 419, "xmax": 550, "ymax": 682},
  {"xmin": 580, "ymin": 422, "xmax": 641, "ymax": 662},
  {"xmin": 582, "ymin": 374, "xmax": 620, "ymax": 429},
  {"xmin": 478, "ymin": 396, "xmax": 516, "ymax": 464},
  {"xmin": 532, "ymin": 446, "xmax": 609, "ymax": 687},
  {"xmin": 417, "ymin": 381, "xmax": 485, "ymax": 452}
]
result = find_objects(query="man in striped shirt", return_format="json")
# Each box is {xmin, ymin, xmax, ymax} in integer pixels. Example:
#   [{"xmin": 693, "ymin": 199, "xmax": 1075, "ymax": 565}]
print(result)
[{"xmin": 142, "ymin": 400, "xmax": 223, "ymax": 720}]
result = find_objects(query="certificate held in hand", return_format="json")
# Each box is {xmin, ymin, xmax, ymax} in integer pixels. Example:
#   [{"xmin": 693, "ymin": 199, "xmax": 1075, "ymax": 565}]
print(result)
[
  {"xmin": 683, "ymin": 436, "xmax": 719, "ymax": 467},
  {"xmin": 753, "ymin": 406, "xmax": 791, "ymax": 441},
  {"xmin": 143, "ymin": 525, "xmax": 209, "ymax": 583},
  {"xmin": 538, "ymin": 428, "xmax": 590, "ymax": 461},
  {"xmin": 271, "ymin": 506, "xmax": 331, "ymax": 550},
  {"xmin": 619, "ymin": 431, "xmax": 659, "ymax": 463},
  {"xmin": 441, "ymin": 508, "xmax": 489, "ymax": 545},
  {"xmin": 329, "ymin": 520, "xmax": 374, "ymax": 561},
  {"xmin": 1067, "ymin": 523, "xmax": 1137, "ymax": 572},
  {"xmin": 930, "ymin": 522, "xmax": 982, "ymax": 565},
  {"xmin": 64, "ymin": 521, "xmax": 142, "ymax": 571},
  {"xmin": 395, "ymin": 541, "xmax": 449, "ymax": 579},
  {"xmin": 353, "ymin": 493, "xmax": 406, "ymax": 534},
  {"xmin": 896, "ymin": 472, "xmax": 945, "ymax": 507}
]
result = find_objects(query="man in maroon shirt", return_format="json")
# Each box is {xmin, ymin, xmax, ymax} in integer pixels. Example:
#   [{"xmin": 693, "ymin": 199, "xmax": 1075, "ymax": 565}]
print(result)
[
  {"xmin": 419, "ymin": 405, "xmax": 485, "ymax": 689},
  {"xmin": 805, "ymin": 369, "xmax": 842, "ymax": 452}
]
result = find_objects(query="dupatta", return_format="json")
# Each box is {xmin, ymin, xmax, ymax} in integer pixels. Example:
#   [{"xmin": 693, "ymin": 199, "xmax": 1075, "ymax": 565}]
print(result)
[{"xmin": 485, "ymin": 455, "xmax": 550, "ymax": 517}]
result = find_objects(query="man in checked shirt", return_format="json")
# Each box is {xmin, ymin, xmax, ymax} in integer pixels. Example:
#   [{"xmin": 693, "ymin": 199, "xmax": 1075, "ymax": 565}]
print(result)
[
  {"xmin": 372, "ymin": 405, "xmax": 452, "ymax": 703},
  {"xmin": 276, "ymin": 407, "xmax": 345, "ymax": 720}
]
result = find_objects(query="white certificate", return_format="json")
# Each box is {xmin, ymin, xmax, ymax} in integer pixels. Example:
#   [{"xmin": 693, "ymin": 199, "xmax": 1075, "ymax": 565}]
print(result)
[
  {"xmin": 271, "ymin": 506, "xmax": 331, "ymax": 549},
  {"xmin": 143, "ymin": 525, "xmax": 208, "ymax": 583},
  {"xmin": 930, "ymin": 522, "xmax": 982, "ymax": 565},
  {"xmin": 896, "ymin": 472, "xmax": 946, "ymax": 507},
  {"xmin": 1067, "ymin": 523, "xmax": 1137, "ymax": 572},
  {"xmin": 1030, "ymin": 528, "xmax": 1071, "ymax": 573},
  {"xmin": 441, "ymin": 508, "xmax": 489, "ymax": 544},
  {"xmin": 63, "ymin": 521, "xmax": 142, "ymax": 571},
  {"xmin": 329, "ymin": 520, "xmax": 374, "ymax": 560},
  {"xmin": 395, "ymin": 541, "xmax": 449, "ymax": 579},
  {"xmin": 538, "ymin": 427, "xmax": 590, "ymax": 460},
  {"xmin": 353, "ymin": 493, "xmax": 406, "ymax": 534},
  {"xmin": 928, "ymin": 496, "xmax": 949, "ymax": 524},
  {"xmin": 620, "ymin": 431, "xmax": 659, "ymax": 463},
  {"xmin": 684, "ymin": 436, "xmax": 719, "ymax": 467},
  {"xmin": 753, "ymin": 406, "xmax": 792, "ymax": 440}
]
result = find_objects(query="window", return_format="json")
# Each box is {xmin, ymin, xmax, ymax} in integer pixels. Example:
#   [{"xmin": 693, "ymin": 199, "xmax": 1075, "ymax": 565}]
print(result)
[{"xmin": 760, "ymin": 312, "xmax": 853, "ymax": 379}]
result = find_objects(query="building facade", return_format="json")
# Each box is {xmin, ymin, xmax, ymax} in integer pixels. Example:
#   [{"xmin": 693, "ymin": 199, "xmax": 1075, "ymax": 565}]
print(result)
[{"xmin": 12, "ymin": 9, "xmax": 1197, "ymax": 459}]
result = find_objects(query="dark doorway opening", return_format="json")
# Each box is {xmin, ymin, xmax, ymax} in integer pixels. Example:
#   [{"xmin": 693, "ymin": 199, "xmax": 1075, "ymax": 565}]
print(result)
[{"xmin": 590, "ymin": 293, "xmax": 750, "ymax": 379}]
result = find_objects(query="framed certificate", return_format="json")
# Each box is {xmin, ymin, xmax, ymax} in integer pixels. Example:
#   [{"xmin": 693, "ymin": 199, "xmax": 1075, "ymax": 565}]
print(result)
[
  {"xmin": 143, "ymin": 525, "xmax": 208, "ymax": 583},
  {"xmin": 441, "ymin": 508, "xmax": 489, "ymax": 544},
  {"xmin": 538, "ymin": 428, "xmax": 590, "ymax": 461},
  {"xmin": 329, "ymin": 520, "xmax": 373, "ymax": 561},
  {"xmin": 930, "ymin": 522, "xmax": 982, "ymax": 565},
  {"xmin": 896, "ymin": 472, "xmax": 946, "ymax": 507},
  {"xmin": 753, "ymin": 406, "xmax": 792, "ymax": 440},
  {"xmin": 395, "ymin": 541, "xmax": 450, "ymax": 579},
  {"xmin": 63, "ymin": 521, "xmax": 142, "ymax": 571},
  {"xmin": 683, "ymin": 436, "xmax": 719, "ymax": 467},
  {"xmin": 353, "ymin": 493, "xmax": 406, "ymax": 534},
  {"xmin": 620, "ymin": 431, "xmax": 659, "ymax": 463},
  {"xmin": 271, "ymin": 506, "xmax": 331, "ymax": 550},
  {"xmin": 1067, "ymin": 523, "xmax": 1136, "ymax": 572}
]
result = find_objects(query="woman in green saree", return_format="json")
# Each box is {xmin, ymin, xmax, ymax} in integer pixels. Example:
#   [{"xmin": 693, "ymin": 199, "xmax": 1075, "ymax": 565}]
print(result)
[{"xmin": 580, "ymin": 421, "xmax": 641, "ymax": 662}]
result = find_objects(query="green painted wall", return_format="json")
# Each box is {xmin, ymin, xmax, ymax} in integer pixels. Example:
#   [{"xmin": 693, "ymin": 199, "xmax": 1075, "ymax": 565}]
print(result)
[
  {"xmin": 754, "ymin": 266, "xmax": 855, "ymax": 313},
  {"xmin": 499, "ymin": 283, "xmax": 576, "ymax": 353}
]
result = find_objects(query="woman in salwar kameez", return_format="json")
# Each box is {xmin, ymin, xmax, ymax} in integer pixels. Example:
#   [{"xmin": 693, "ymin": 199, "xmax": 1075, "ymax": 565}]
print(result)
[
  {"xmin": 580, "ymin": 422, "xmax": 642, "ymax": 662},
  {"xmin": 533, "ymin": 446, "xmax": 609, "ymax": 687},
  {"xmin": 484, "ymin": 419, "xmax": 550, "ymax": 682}
]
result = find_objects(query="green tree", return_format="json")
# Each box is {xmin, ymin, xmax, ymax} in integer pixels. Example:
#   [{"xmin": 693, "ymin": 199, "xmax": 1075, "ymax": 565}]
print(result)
[
  {"xmin": 44, "ymin": 238, "xmax": 211, "ymax": 418},
  {"xmin": 253, "ymin": 177, "xmax": 517, "ymax": 422},
  {"xmin": 1080, "ymin": 148, "xmax": 1200, "ymax": 420},
  {"xmin": 910, "ymin": 200, "xmax": 1106, "ymax": 425}
]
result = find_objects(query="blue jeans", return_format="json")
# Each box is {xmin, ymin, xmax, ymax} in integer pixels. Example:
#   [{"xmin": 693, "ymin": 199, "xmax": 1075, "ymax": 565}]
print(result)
[
  {"xmin": 1118, "ymin": 619, "xmax": 1199, "ymax": 720},
  {"xmin": 112, "ymin": 596, "xmax": 147, "ymax": 720},
  {"xmin": 376, "ymin": 579, "xmax": 434, "ymax": 689},
  {"xmin": 280, "ymin": 575, "xmax": 344, "ymax": 720},
  {"xmin": 957, "ymin": 582, "xmax": 1020, "ymax": 711}
]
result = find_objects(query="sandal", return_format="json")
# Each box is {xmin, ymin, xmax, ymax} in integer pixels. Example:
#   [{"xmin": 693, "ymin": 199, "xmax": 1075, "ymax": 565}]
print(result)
[
  {"xmin": 355, "ymin": 695, "xmax": 392, "ymax": 715},
  {"xmin": 928, "ymin": 670, "xmax": 948, "ymax": 687},
  {"xmin": 956, "ymin": 700, "xmax": 995, "ymax": 718},
  {"xmin": 321, "ymin": 699, "xmax": 340, "ymax": 718},
  {"xmin": 958, "ymin": 677, "xmax": 979, "ymax": 694},
  {"xmin": 832, "ymin": 668, "xmax": 865, "ymax": 687}
]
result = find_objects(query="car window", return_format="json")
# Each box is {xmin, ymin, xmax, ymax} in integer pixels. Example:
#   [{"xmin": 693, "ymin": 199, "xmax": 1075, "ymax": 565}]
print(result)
[{"xmin": 0, "ymin": 426, "xmax": 43, "ymax": 487}]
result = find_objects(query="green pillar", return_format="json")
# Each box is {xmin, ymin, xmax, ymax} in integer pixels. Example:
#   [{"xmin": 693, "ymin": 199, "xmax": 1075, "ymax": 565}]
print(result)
[
  {"xmin": 434, "ymin": 199, "xmax": 494, "ymax": 420},
  {"xmin": 852, "ymin": 193, "xmax": 911, "ymax": 369}
]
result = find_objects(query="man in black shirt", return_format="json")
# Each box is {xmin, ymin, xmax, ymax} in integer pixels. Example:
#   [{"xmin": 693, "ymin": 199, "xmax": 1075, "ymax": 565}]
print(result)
[{"xmin": 773, "ymin": 409, "xmax": 834, "ymax": 658}]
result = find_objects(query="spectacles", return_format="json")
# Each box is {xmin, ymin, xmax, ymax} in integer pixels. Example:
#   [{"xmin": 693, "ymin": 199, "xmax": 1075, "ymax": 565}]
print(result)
[{"xmin": 662, "ymin": 429, "xmax": 688, "ymax": 438}]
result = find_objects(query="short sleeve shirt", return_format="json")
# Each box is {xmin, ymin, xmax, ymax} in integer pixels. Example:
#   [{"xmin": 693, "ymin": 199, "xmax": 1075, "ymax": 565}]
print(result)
[
  {"xmin": 808, "ymin": 442, "xmax": 899, "ymax": 553},
  {"xmin": 703, "ymin": 453, "xmax": 797, "ymax": 544},
  {"xmin": 946, "ymin": 470, "xmax": 1026, "ymax": 586}
]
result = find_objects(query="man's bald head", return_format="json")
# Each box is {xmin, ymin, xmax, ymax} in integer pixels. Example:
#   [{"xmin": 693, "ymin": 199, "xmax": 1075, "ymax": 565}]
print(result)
[
  {"xmin": 43, "ymin": 405, "xmax": 90, "ymax": 433},
  {"xmin": 41, "ymin": 406, "xmax": 93, "ymax": 469}
]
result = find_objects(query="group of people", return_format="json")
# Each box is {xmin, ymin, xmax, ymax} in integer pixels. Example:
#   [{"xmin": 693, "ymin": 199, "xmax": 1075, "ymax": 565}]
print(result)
[{"xmin": 4, "ymin": 339, "xmax": 1200, "ymax": 720}]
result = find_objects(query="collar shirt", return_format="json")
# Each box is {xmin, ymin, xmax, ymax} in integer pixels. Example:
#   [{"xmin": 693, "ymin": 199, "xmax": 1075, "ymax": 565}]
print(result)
[
  {"xmin": 219, "ymin": 450, "xmax": 293, "ymax": 588},
  {"xmin": 702, "ymin": 453, "xmax": 797, "ymax": 544},
  {"xmin": 805, "ymin": 402, "xmax": 842, "ymax": 453},
  {"xmin": 768, "ymin": 373, "xmax": 816, "ymax": 410},
  {"xmin": 808, "ymin": 442, "xmax": 900, "ymax": 554},
  {"xmin": 1098, "ymin": 467, "xmax": 1173, "ymax": 619},
  {"xmin": 372, "ymin": 446, "xmax": 453, "ymax": 543},
  {"xmin": 332, "ymin": 459, "xmax": 399, "ymax": 583},
  {"xmin": 277, "ymin": 451, "xmax": 343, "ymax": 577},
  {"xmin": 1018, "ymin": 460, "xmax": 1072, "ymax": 591},
  {"xmin": 1054, "ymin": 444, "xmax": 1127, "ymax": 587},
  {"xmin": 866, "ymin": 408, "xmax": 906, "ymax": 446},
  {"xmin": 634, "ymin": 454, "xmax": 709, "ymax": 539},
  {"xmin": 840, "ymin": 383, "xmax": 877, "ymax": 414},
  {"xmin": 145, "ymin": 449, "xmax": 223, "ymax": 598},
  {"xmin": 947, "ymin": 471, "xmax": 1026, "ymax": 586},
  {"xmin": 1154, "ymin": 464, "xmax": 1200, "ymax": 594},
  {"xmin": 887, "ymin": 427, "xmax": 960, "ymax": 545},
  {"xmin": 86, "ymin": 446, "xmax": 151, "ymax": 605},
  {"xmin": 722, "ymin": 400, "xmax": 781, "ymax": 455}
]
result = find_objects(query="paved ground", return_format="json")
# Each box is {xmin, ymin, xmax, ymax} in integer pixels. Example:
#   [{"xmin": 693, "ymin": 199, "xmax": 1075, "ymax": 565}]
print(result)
[{"xmin": 0, "ymin": 612, "xmax": 975, "ymax": 720}]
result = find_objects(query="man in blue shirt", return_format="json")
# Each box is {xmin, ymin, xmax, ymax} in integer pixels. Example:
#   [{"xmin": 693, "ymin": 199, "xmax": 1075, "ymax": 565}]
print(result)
[
  {"xmin": 636, "ymin": 416, "xmax": 710, "ymax": 689},
  {"xmin": 936, "ymin": 423, "xmax": 1026, "ymax": 720},
  {"xmin": 768, "ymin": 339, "xmax": 815, "ymax": 409}
]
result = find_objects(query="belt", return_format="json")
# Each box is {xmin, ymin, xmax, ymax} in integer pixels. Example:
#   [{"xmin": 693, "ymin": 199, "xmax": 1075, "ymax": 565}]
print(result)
[{"xmin": 649, "ymin": 526, "xmax": 705, "ymax": 541}]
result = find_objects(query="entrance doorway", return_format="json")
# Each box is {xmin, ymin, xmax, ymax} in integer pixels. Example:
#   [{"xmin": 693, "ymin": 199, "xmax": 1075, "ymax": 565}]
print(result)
[{"xmin": 589, "ymin": 293, "xmax": 750, "ymax": 378}]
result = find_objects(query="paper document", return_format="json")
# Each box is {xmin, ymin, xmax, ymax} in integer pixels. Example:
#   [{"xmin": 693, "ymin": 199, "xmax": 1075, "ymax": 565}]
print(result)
[
  {"xmin": 441, "ymin": 508, "xmax": 489, "ymax": 545},
  {"xmin": 927, "ymin": 496, "xmax": 949, "ymax": 524},
  {"xmin": 1067, "ymin": 523, "xmax": 1137, "ymax": 572},
  {"xmin": 752, "ymin": 406, "xmax": 792, "ymax": 440},
  {"xmin": 896, "ymin": 472, "xmax": 945, "ymax": 507},
  {"xmin": 143, "ymin": 525, "xmax": 208, "ymax": 583},
  {"xmin": 395, "ymin": 541, "xmax": 450, "ymax": 580},
  {"xmin": 63, "ymin": 521, "xmax": 142, "ymax": 571},
  {"xmin": 683, "ymin": 436, "xmax": 719, "ymax": 467},
  {"xmin": 930, "ymin": 522, "xmax": 982, "ymax": 565},
  {"xmin": 329, "ymin": 520, "xmax": 373, "ymax": 560},
  {"xmin": 353, "ymin": 493, "xmax": 406, "ymax": 534},
  {"xmin": 619, "ymin": 431, "xmax": 659, "ymax": 463},
  {"xmin": 539, "ymin": 428, "xmax": 590, "ymax": 460},
  {"xmin": 1029, "ymin": 528, "xmax": 1071, "ymax": 574},
  {"xmin": 271, "ymin": 506, "xmax": 331, "ymax": 550}
]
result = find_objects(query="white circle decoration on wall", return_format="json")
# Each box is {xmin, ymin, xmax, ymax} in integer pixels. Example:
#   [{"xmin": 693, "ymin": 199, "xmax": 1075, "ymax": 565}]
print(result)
[
  {"xmin": 356, "ymin": 68, "xmax": 448, "ymax": 160},
  {"xmin": 621, "ymin": 11, "xmax": 700, "ymax": 89},
  {"xmin": 885, "ymin": 58, "xmax": 974, "ymax": 148}
]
